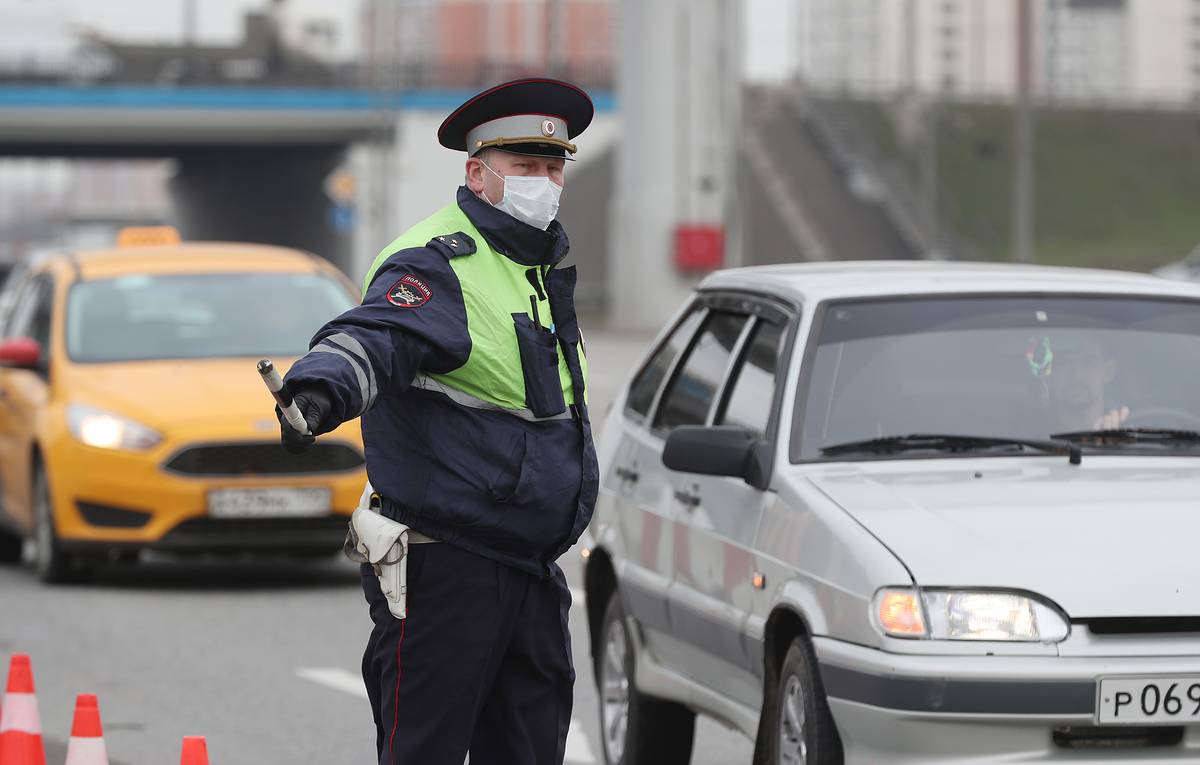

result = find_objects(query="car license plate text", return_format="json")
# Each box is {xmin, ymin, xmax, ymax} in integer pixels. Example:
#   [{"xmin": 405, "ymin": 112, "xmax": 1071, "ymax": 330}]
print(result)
[
  {"xmin": 207, "ymin": 488, "xmax": 331, "ymax": 519},
  {"xmin": 1097, "ymin": 676, "xmax": 1200, "ymax": 725}
]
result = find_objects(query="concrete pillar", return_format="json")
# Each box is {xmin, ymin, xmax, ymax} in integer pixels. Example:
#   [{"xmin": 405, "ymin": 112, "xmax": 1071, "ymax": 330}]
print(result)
[
  {"xmin": 608, "ymin": 0, "xmax": 740, "ymax": 330},
  {"xmin": 169, "ymin": 146, "xmax": 353, "ymax": 274}
]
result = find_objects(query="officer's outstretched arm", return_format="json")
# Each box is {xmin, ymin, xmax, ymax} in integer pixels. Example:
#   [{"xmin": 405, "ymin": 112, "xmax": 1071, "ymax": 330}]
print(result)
[{"xmin": 283, "ymin": 246, "xmax": 471, "ymax": 430}]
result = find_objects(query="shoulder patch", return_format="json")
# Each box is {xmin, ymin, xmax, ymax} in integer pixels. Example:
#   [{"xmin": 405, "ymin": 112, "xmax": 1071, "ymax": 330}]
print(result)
[
  {"xmin": 386, "ymin": 274, "xmax": 433, "ymax": 308},
  {"xmin": 427, "ymin": 232, "xmax": 476, "ymax": 260}
]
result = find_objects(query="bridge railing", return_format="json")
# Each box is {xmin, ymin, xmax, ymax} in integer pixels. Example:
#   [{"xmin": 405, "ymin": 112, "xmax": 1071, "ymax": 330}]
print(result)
[{"xmin": 0, "ymin": 56, "xmax": 614, "ymax": 92}]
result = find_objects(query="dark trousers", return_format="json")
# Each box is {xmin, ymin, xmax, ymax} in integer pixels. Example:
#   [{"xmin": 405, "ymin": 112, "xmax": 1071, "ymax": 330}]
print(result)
[{"xmin": 360, "ymin": 543, "xmax": 575, "ymax": 765}]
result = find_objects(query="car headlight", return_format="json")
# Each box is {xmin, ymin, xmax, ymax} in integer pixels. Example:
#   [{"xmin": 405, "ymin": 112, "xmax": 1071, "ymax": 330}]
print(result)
[
  {"xmin": 67, "ymin": 404, "xmax": 162, "ymax": 451},
  {"xmin": 874, "ymin": 588, "xmax": 1070, "ymax": 643}
]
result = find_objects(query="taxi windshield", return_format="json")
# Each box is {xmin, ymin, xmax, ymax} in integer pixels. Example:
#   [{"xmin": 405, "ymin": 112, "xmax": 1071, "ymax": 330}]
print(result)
[
  {"xmin": 793, "ymin": 295, "xmax": 1200, "ymax": 460},
  {"xmin": 67, "ymin": 272, "xmax": 355, "ymax": 362}
]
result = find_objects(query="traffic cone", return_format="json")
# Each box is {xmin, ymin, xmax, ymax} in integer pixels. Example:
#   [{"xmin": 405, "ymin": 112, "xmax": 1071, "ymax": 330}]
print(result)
[
  {"xmin": 64, "ymin": 695, "xmax": 107, "ymax": 765},
  {"xmin": 0, "ymin": 654, "xmax": 46, "ymax": 765},
  {"xmin": 179, "ymin": 736, "xmax": 208, "ymax": 765}
]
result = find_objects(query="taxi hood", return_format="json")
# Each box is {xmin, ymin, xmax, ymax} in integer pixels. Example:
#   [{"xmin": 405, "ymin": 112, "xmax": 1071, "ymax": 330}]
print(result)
[
  {"xmin": 803, "ymin": 457, "xmax": 1200, "ymax": 619},
  {"xmin": 62, "ymin": 357, "xmax": 298, "ymax": 432}
]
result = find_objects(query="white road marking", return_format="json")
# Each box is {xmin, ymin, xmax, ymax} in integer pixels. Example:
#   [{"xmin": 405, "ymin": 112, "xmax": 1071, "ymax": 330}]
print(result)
[
  {"xmin": 299, "ymin": 666, "xmax": 598, "ymax": 764},
  {"xmin": 566, "ymin": 722, "xmax": 599, "ymax": 764},
  {"xmin": 297, "ymin": 667, "xmax": 367, "ymax": 699}
]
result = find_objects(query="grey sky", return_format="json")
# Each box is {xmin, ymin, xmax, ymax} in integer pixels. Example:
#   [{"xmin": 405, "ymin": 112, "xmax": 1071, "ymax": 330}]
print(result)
[{"xmin": 745, "ymin": 0, "xmax": 792, "ymax": 82}]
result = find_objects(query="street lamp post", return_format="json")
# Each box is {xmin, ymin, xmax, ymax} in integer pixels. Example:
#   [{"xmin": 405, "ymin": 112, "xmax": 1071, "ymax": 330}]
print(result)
[
  {"xmin": 1012, "ymin": 0, "xmax": 1036, "ymax": 263},
  {"xmin": 182, "ymin": 0, "xmax": 197, "ymax": 80}
]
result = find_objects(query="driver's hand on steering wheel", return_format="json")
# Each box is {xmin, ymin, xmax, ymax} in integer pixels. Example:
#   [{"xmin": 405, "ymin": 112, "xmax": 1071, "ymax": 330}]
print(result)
[{"xmin": 1092, "ymin": 406, "xmax": 1130, "ymax": 430}]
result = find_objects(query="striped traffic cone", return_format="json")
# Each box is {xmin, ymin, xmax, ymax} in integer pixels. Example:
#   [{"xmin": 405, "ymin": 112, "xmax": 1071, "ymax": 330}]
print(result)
[
  {"xmin": 64, "ymin": 695, "xmax": 107, "ymax": 765},
  {"xmin": 0, "ymin": 654, "xmax": 46, "ymax": 765},
  {"xmin": 179, "ymin": 736, "xmax": 208, "ymax": 765}
]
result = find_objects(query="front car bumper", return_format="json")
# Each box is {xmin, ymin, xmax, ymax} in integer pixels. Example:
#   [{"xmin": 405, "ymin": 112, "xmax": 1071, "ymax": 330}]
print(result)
[
  {"xmin": 50, "ymin": 437, "xmax": 365, "ymax": 556},
  {"xmin": 815, "ymin": 636, "xmax": 1200, "ymax": 763}
]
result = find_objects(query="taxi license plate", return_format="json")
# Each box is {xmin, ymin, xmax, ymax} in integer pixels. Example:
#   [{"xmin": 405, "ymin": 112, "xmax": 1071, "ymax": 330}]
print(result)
[
  {"xmin": 1096, "ymin": 676, "xmax": 1200, "ymax": 725},
  {"xmin": 207, "ymin": 488, "xmax": 331, "ymax": 519}
]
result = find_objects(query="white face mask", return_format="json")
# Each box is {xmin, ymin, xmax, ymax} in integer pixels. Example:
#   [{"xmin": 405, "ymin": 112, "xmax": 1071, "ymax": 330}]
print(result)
[{"xmin": 480, "ymin": 160, "xmax": 562, "ymax": 231}]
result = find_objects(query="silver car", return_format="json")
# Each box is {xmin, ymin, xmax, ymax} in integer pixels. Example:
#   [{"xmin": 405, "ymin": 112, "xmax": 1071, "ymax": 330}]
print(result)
[{"xmin": 581, "ymin": 262, "xmax": 1200, "ymax": 764}]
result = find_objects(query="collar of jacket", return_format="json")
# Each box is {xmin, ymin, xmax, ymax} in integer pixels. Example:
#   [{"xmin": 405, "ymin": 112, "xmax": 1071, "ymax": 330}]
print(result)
[{"xmin": 456, "ymin": 185, "xmax": 569, "ymax": 268}]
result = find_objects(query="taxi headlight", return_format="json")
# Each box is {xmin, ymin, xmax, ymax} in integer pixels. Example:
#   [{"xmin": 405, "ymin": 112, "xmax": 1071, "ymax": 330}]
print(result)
[
  {"xmin": 873, "ymin": 588, "xmax": 1069, "ymax": 642},
  {"xmin": 67, "ymin": 405, "xmax": 162, "ymax": 451}
]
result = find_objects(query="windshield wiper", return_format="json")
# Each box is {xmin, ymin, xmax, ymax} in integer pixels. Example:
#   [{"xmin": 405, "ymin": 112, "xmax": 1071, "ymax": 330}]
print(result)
[
  {"xmin": 1050, "ymin": 427, "xmax": 1200, "ymax": 448},
  {"xmin": 820, "ymin": 433, "xmax": 1082, "ymax": 464}
]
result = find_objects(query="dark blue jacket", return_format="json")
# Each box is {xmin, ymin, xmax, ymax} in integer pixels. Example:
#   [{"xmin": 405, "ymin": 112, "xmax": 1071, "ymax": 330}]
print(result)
[{"xmin": 286, "ymin": 187, "xmax": 598, "ymax": 576}]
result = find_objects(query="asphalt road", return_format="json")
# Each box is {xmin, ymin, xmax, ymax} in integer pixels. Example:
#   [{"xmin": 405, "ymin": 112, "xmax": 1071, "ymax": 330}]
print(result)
[{"xmin": 0, "ymin": 330, "xmax": 755, "ymax": 764}]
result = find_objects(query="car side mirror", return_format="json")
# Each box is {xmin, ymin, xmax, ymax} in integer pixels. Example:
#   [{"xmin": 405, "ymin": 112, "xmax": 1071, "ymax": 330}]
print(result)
[
  {"xmin": 0, "ymin": 337, "xmax": 44, "ymax": 371},
  {"xmin": 662, "ymin": 425, "xmax": 769, "ymax": 490}
]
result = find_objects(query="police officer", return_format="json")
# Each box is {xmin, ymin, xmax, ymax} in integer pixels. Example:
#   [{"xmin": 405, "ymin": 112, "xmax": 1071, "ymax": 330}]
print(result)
[{"xmin": 276, "ymin": 78, "xmax": 598, "ymax": 765}]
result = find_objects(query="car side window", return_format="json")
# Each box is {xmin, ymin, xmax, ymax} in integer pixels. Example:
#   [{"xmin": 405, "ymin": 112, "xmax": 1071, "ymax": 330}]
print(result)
[
  {"xmin": 5, "ymin": 275, "xmax": 45, "ymax": 340},
  {"xmin": 717, "ymin": 319, "xmax": 784, "ymax": 437},
  {"xmin": 653, "ymin": 311, "xmax": 750, "ymax": 433},
  {"xmin": 26, "ymin": 277, "xmax": 54, "ymax": 349},
  {"xmin": 0, "ymin": 263, "xmax": 31, "ymax": 335},
  {"xmin": 626, "ymin": 308, "xmax": 705, "ymax": 419}
]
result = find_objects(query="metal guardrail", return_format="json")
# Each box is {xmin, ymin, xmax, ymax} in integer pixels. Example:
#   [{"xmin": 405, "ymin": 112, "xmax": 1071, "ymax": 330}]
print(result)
[
  {"xmin": 783, "ymin": 92, "xmax": 960, "ymax": 261},
  {"xmin": 0, "ymin": 57, "xmax": 615, "ymax": 92},
  {"xmin": 801, "ymin": 79, "xmax": 1200, "ymax": 114}
]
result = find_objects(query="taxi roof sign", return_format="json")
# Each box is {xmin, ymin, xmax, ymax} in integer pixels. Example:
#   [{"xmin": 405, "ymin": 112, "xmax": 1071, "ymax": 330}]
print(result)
[{"xmin": 116, "ymin": 226, "xmax": 181, "ymax": 247}]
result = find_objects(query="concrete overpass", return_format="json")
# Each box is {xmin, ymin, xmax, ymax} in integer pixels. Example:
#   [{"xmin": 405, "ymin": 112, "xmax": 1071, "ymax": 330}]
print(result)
[
  {"xmin": 0, "ymin": 84, "xmax": 618, "ymax": 277},
  {"xmin": 0, "ymin": 85, "xmax": 436, "ymax": 270}
]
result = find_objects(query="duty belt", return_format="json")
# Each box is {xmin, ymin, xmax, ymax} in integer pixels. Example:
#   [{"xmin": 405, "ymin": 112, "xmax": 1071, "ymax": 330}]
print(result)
[{"xmin": 343, "ymin": 482, "xmax": 437, "ymax": 619}]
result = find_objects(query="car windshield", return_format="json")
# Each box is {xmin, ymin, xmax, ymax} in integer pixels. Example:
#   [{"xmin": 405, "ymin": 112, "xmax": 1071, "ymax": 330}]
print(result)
[
  {"xmin": 793, "ymin": 295, "xmax": 1200, "ymax": 460},
  {"xmin": 67, "ymin": 272, "xmax": 355, "ymax": 362}
]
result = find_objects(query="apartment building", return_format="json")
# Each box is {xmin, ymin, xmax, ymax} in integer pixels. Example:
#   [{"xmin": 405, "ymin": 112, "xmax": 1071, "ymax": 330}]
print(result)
[
  {"xmin": 795, "ymin": 0, "xmax": 1200, "ymax": 104},
  {"xmin": 360, "ymin": 0, "xmax": 614, "ymax": 88}
]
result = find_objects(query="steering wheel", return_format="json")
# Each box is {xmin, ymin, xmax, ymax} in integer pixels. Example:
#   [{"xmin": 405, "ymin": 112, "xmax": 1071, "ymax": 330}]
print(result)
[{"xmin": 1123, "ymin": 407, "xmax": 1200, "ymax": 431}]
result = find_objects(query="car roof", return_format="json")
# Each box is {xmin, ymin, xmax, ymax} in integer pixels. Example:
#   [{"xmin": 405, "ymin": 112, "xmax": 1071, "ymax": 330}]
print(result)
[
  {"xmin": 700, "ymin": 261, "xmax": 1200, "ymax": 304},
  {"xmin": 44, "ymin": 242, "xmax": 330, "ymax": 281}
]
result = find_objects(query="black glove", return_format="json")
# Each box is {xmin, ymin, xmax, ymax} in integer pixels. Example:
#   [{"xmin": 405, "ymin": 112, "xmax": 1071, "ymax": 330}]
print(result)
[{"xmin": 277, "ymin": 386, "xmax": 334, "ymax": 455}]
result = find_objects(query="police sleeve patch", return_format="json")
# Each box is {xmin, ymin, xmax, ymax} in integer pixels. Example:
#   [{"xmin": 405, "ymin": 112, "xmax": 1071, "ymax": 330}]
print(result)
[{"xmin": 386, "ymin": 274, "xmax": 433, "ymax": 308}]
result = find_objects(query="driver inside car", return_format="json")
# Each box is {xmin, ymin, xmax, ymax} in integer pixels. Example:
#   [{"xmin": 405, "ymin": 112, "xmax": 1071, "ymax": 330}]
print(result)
[{"xmin": 1028, "ymin": 334, "xmax": 1130, "ymax": 432}]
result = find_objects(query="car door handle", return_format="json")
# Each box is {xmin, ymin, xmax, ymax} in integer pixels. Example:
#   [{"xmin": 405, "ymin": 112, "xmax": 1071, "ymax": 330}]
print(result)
[
  {"xmin": 615, "ymin": 466, "xmax": 639, "ymax": 484},
  {"xmin": 673, "ymin": 490, "xmax": 700, "ymax": 508}
]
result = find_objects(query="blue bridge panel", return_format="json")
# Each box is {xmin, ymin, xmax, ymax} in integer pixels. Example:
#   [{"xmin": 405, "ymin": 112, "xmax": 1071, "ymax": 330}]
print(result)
[{"xmin": 0, "ymin": 85, "xmax": 615, "ymax": 112}]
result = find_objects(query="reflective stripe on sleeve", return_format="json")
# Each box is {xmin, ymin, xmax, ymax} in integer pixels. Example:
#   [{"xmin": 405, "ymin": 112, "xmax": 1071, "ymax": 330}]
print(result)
[
  {"xmin": 410, "ymin": 375, "xmax": 572, "ymax": 422},
  {"xmin": 312, "ymin": 344, "xmax": 375, "ymax": 414},
  {"xmin": 324, "ymin": 332, "xmax": 378, "ymax": 408}
]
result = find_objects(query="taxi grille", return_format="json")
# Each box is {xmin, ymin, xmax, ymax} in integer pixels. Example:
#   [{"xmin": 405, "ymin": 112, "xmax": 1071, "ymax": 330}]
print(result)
[
  {"xmin": 155, "ymin": 515, "xmax": 349, "ymax": 553},
  {"xmin": 164, "ymin": 442, "xmax": 363, "ymax": 476}
]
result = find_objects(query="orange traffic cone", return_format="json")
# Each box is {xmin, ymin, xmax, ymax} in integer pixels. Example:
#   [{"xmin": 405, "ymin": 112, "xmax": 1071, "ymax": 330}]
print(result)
[
  {"xmin": 64, "ymin": 695, "xmax": 107, "ymax": 765},
  {"xmin": 0, "ymin": 654, "xmax": 46, "ymax": 765},
  {"xmin": 179, "ymin": 736, "xmax": 208, "ymax": 765}
]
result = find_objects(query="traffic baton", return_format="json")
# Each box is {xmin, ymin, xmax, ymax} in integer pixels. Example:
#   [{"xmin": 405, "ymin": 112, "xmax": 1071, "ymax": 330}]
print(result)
[{"xmin": 257, "ymin": 360, "xmax": 309, "ymax": 436}]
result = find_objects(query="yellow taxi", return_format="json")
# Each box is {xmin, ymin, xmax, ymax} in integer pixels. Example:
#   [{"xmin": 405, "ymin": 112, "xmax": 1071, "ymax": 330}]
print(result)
[{"xmin": 0, "ymin": 229, "xmax": 366, "ymax": 582}]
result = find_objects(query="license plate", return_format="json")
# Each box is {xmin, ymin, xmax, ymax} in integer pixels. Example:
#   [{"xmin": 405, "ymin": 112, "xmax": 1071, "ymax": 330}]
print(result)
[
  {"xmin": 207, "ymin": 488, "xmax": 331, "ymax": 519},
  {"xmin": 1096, "ymin": 676, "xmax": 1200, "ymax": 725}
]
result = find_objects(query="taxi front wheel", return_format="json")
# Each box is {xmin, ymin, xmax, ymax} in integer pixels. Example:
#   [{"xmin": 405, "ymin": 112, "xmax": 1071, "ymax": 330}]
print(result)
[
  {"xmin": 754, "ymin": 637, "xmax": 843, "ymax": 765},
  {"xmin": 596, "ymin": 593, "xmax": 695, "ymax": 765},
  {"xmin": 32, "ymin": 466, "xmax": 88, "ymax": 584}
]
